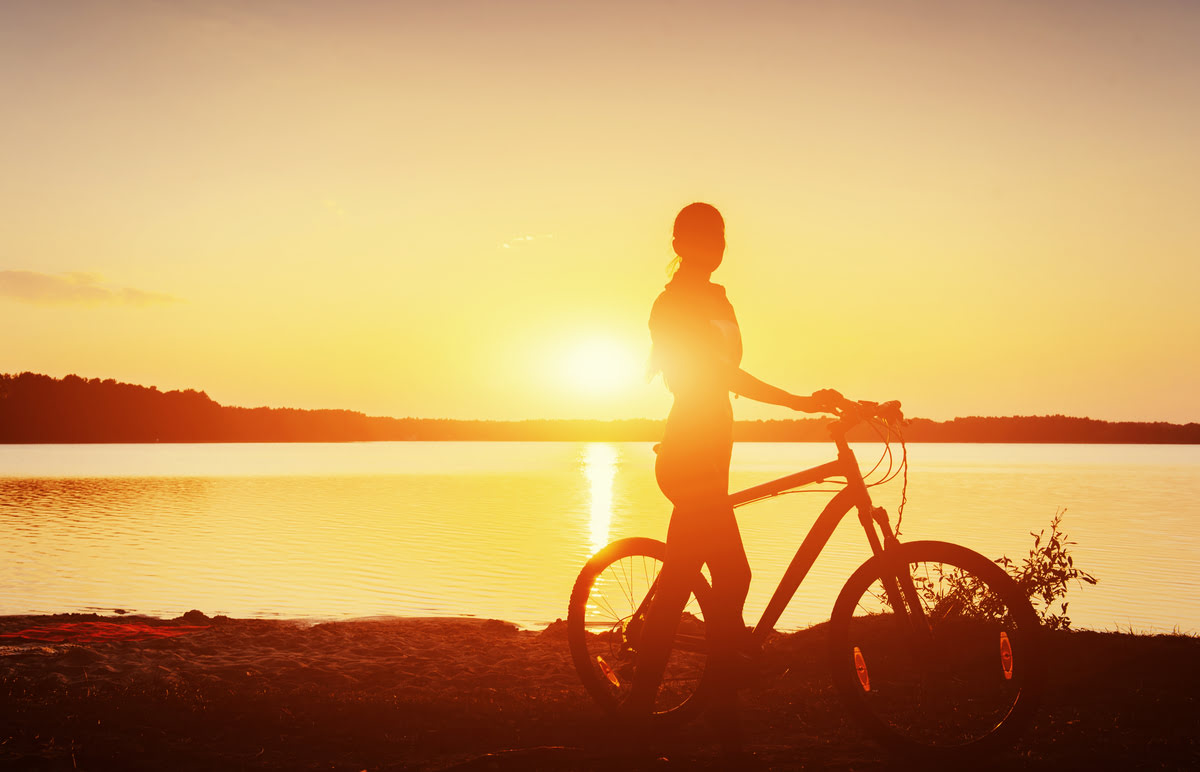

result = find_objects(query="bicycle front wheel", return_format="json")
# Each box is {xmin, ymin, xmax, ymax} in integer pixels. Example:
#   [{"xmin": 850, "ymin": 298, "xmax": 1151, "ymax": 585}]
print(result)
[
  {"xmin": 829, "ymin": 540, "xmax": 1044, "ymax": 760},
  {"xmin": 567, "ymin": 537, "xmax": 712, "ymax": 724}
]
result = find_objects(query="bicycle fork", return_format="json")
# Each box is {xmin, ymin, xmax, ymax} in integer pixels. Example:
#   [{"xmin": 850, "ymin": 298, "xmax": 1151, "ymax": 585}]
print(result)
[{"xmin": 861, "ymin": 504, "xmax": 933, "ymax": 641}]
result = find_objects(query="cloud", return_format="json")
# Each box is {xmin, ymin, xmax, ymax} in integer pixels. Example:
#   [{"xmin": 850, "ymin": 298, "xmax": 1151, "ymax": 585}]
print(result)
[
  {"xmin": 500, "ymin": 233, "xmax": 554, "ymax": 249},
  {"xmin": 0, "ymin": 271, "xmax": 181, "ymax": 308}
]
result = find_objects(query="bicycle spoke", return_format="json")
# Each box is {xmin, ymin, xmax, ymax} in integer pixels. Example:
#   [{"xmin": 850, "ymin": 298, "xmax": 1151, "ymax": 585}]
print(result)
[
  {"xmin": 617, "ymin": 558, "xmax": 635, "ymax": 611},
  {"xmin": 596, "ymin": 567, "xmax": 622, "ymax": 616},
  {"xmin": 591, "ymin": 586, "xmax": 622, "ymax": 624},
  {"xmin": 595, "ymin": 568, "xmax": 630, "ymax": 621}
]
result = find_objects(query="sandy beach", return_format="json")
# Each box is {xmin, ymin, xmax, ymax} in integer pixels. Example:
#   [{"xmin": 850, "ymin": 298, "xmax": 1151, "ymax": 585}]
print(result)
[{"xmin": 1, "ymin": 612, "xmax": 1196, "ymax": 770}]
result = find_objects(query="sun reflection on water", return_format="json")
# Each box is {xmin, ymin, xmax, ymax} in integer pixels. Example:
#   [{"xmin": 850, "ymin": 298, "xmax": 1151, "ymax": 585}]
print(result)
[{"xmin": 583, "ymin": 443, "xmax": 618, "ymax": 554}]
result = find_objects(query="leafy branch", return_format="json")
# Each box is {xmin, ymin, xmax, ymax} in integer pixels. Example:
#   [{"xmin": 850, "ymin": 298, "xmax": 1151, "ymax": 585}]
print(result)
[{"xmin": 996, "ymin": 509, "xmax": 1098, "ymax": 631}]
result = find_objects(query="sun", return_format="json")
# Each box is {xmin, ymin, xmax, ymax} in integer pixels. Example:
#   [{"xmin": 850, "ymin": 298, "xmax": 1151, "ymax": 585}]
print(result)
[{"xmin": 562, "ymin": 338, "xmax": 639, "ymax": 395}]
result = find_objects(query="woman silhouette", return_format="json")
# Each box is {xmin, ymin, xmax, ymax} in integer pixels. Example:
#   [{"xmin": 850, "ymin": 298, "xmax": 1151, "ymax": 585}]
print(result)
[{"xmin": 630, "ymin": 202, "xmax": 839, "ymax": 746}]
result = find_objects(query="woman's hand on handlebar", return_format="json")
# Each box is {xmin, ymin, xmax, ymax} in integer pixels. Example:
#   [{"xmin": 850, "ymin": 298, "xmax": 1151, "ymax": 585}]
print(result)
[
  {"xmin": 788, "ymin": 388, "xmax": 844, "ymax": 413},
  {"xmin": 812, "ymin": 388, "xmax": 844, "ymax": 410}
]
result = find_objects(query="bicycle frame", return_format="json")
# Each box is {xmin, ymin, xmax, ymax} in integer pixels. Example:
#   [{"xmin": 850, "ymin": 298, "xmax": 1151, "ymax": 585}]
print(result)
[{"xmin": 729, "ymin": 419, "xmax": 908, "ymax": 647}]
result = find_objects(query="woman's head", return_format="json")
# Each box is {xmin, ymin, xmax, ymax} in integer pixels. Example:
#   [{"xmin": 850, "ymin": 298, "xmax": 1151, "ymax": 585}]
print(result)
[{"xmin": 672, "ymin": 202, "xmax": 725, "ymax": 274}]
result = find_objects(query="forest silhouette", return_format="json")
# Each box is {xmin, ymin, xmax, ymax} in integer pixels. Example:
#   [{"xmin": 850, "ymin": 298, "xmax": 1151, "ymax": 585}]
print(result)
[{"xmin": 2, "ymin": 372, "xmax": 1197, "ymax": 444}]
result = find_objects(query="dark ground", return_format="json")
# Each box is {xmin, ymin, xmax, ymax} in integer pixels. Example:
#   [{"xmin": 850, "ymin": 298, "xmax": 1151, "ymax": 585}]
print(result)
[{"xmin": 1, "ymin": 614, "xmax": 1196, "ymax": 771}]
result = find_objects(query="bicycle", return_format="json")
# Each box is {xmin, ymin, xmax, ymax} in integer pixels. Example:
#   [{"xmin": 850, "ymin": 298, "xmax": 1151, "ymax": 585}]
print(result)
[{"xmin": 567, "ymin": 398, "xmax": 1044, "ymax": 761}]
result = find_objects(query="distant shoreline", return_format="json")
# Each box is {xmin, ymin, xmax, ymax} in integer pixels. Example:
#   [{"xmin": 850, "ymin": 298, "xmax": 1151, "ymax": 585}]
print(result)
[{"xmin": 4, "ymin": 372, "xmax": 1199, "ymax": 444}]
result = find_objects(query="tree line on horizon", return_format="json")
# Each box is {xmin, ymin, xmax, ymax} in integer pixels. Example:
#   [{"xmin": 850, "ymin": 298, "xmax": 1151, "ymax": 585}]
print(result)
[{"xmin": 2, "ymin": 372, "xmax": 1198, "ymax": 444}]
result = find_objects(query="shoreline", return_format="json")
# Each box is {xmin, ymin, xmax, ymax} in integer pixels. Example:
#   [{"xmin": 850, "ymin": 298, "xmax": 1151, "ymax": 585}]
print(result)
[
  {"xmin": 1, "ymin": 609, "xmax": 1189, "ymax": 638},
  {"xmin": 1, "ymin": 611, "xmax": 1196, "ymax": 770}
]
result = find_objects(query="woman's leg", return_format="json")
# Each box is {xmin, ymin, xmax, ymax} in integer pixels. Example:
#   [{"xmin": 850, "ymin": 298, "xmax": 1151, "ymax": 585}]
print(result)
[
  {"xmin": 630, "ymin": 439, "xmax": 750, "ymax": 722},
  {"xmin": 626, "ymin": 508, "xmax": 705, "ymax": 713},
  {"xmin": 627, "ymin": 449, "xmax": 717, "ymax": 713},
  {"xmin": 697, "ymin": 503, "xmax": 752, "ymax": 748},
  {"xmin": 632, "ymin": 501, "xmax": 750, "ymax": 740}
]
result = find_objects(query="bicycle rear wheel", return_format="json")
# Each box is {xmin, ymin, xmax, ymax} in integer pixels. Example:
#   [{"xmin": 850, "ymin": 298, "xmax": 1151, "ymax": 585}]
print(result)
[
  {"xmin": 829, "ymin": 540, "xmax": 1044, "ymax": 760},
  {"xmin": 567, "ymin": 537, "xmax": 712, "ymax": 724}
]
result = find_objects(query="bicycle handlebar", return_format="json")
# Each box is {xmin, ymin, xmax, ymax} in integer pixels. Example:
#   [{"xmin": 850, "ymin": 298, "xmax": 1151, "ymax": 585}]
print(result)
[{"xmin": 824, "ymin": 397, "xmax": 905, "ymax": 426}]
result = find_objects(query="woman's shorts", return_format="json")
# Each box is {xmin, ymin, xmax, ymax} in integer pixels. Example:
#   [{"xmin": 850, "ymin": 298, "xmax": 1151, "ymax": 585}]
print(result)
[{"xmin": 654, "ymin": 441, "xmax": 731, "ymax": 508}]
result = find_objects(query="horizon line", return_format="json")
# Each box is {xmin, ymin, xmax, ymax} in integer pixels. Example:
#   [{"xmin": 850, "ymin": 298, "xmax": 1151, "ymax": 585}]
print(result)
[{"xmin": 5, "ymin": 371, "xmax": 1198, "ymax": 428}]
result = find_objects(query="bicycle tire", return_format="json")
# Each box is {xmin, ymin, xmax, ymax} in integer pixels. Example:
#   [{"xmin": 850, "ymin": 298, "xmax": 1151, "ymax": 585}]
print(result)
[
  {"xmin": 828, "ymin": 540, "xmax": 1044, "ymax": 760},
  {"xmin": 567, "ymin": 537, "xmax": 713, "ymax": 725}
]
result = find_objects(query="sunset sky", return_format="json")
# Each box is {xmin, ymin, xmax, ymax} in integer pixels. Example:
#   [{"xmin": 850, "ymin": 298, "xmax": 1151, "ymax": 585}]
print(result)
[{"xmin": 2, "ymin": 0, "xmax": 1197, "ymax": 422}]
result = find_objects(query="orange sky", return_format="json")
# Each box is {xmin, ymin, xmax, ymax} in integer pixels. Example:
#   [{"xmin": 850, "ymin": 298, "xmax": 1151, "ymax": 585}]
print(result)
[{"xmin": 2, "ymin": 1, "xmax": 1198, "ymax": 422}]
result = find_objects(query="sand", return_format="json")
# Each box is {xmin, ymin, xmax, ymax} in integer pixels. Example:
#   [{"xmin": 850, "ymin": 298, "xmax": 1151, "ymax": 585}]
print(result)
[{"xmin": 0, "ymin": 612, "xmax": 1196, "ymax": 770}]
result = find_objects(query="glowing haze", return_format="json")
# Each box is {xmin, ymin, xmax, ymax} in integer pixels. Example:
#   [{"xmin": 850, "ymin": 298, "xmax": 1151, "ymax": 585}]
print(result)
[{"xmin": 2, "ymin": 1, "xmax": 1197, "ymax": 422}]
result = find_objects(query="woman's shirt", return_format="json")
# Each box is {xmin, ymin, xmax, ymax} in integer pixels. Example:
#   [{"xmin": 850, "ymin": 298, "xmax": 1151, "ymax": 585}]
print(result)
[{"xmin": 649, "ymin": 272, "xmax": 742, "ymax": 455}]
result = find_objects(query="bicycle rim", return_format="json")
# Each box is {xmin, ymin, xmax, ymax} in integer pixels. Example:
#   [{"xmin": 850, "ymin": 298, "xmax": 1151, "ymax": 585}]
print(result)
[{"xmin": 830, "ymin": 541, "xmax": 1043, "ymax": 757}]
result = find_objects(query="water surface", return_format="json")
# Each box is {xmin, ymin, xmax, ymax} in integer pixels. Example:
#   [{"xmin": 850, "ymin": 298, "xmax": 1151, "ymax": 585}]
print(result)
[{"xmin": 2, "ymin": 442, "xmax": 1197, "ymax": 632}]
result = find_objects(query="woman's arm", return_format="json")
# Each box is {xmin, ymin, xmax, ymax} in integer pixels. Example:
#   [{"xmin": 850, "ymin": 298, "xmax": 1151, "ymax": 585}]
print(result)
[{"xmin": 729, "ymin": 368, "xmax": 841, "ymax": 412}]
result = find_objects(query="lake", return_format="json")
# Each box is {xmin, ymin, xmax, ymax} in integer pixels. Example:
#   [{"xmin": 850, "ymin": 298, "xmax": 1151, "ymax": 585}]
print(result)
[{"xmin": 1, "ymin": 442, "xmax": 1197, "ymax": 633}]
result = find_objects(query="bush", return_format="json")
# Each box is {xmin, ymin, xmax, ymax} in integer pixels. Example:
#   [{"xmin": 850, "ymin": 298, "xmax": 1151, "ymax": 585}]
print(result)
[{"xmin": 996, "ymin": 509, "xmax": 1098, "ymax": 631}]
